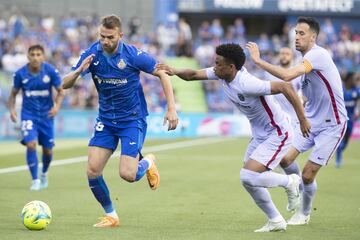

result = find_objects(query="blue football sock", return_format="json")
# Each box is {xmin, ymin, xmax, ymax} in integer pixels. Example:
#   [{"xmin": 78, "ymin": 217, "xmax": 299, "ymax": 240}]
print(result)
[
  {"xmin": 42, "ymin": 153, "xmax": 52, "ymax": 174},
  {"xmin": 135, "ymin": 159, "xmax": 150, "ymax": 181},
  {"xmin": 26, "ymin": 148, "xmax": 38, "ymax": 180},
  {"xmin": 335, "ymin": 148, "xmax": 342, "ymax": 167},
  {"xmin": 88, "ymin": 175, "xmax": 114, "ymax": 213}
]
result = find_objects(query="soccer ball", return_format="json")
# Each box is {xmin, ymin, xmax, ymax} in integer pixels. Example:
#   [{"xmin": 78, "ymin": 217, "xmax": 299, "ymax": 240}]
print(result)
[{"xmin": 21, "ymin": 200, "xmax": 52, "ymax": 230}]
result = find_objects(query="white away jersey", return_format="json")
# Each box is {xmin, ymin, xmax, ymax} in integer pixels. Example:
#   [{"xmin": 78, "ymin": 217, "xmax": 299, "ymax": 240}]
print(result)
[
  {"xmin": 265, "ymin": 72, "xmax": 302, "ymax": 125},
  {"xmin": 301, "ymin": 45, "xmax": 347, "ymax": 128},
  {"xmin": 206, "ymin": 67, "xmax": 290, "ymax": 139}
]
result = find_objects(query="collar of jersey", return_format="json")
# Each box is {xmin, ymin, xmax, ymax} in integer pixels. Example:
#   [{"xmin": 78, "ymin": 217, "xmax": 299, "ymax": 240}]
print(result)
[
  {"xmin": 27, "ymin": 62, "xmax": 44, "ymax": 76},
  {"xmin": 97, "ymin": 41, "xmax": 124, "ymax": 56}
]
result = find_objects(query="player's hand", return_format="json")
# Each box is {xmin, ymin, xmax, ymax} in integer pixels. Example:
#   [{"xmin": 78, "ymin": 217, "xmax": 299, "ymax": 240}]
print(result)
[
  {"xmin": 163, "ymin": 108, "xmax": 179, "ymax": 131},
  {"xmin": 77, "ymin": 54, "xmax": 95, "ymax": 73},
  {"xmin": 10, "ymin": 110, "xmax": 18, "ymax": 123},
  {"xmin": 245, "ymin": 42, "xmax": 261, "ymax": 64},
  {"xmin": 156, "ymin": 63, "xmax": 175, "ymax": 76},
  {"xmin": 299, "ymin": 118, "xmax": 311, "ymax": 138},
  {"xmin": 48, "ymin": 106, "xmax": 59, "ymax": 117}
]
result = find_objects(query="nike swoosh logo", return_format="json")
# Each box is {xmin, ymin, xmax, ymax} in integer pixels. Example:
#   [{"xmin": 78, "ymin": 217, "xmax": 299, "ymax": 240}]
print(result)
[
  {"xmin": 22, "ymin": 79, "xmax": 29, "ymax": 84},
  {"xmin": 129, "ymin": 142, "xmax": 136, "ymax": 145},
  {"xmin": 93, "ymin": 61, "xmax": 99, "ymax": 66}
]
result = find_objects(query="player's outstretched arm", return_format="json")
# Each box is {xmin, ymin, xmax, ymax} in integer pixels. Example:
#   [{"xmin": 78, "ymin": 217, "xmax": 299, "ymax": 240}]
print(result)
[
  {"xmin": 8, "ymin": 87, "xmax": 20, "ymax": 123},
  {"xmin": 271, "ymin": 81, "xmax": 311, "ymax": 137},
  {"xmin": 62, "ymin": 54, "xmax": 94, "ymax": 89},
  {"xmin": 152, "ymin": 69, "xmax": 179, "ymax": 131},
  {"xmin": 156, "ymin": 63, "xmax": 208, "ymax": 81},
  {"xmin": 246, "ymin": 42, "xmax": 305, "ymax": 81}
]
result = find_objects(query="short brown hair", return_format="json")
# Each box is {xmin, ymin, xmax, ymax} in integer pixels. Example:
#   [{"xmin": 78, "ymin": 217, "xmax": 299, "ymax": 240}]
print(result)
[
  {"xmin": 297, "ymin": 17, "xmax": 320, "ymax": 35},
  {"xmin": 101, "ymin": 15, "xmax": 122, "ymax": 30},
  {"xmin": 28, "ymin": 44, "xmax": 44, "ymax": 54}
]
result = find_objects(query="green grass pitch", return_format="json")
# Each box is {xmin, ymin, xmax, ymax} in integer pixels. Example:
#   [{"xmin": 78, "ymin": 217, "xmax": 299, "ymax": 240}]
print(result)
[{"xmin": 0, "ymin": 137, "xmax": 359, "ymax": 240}]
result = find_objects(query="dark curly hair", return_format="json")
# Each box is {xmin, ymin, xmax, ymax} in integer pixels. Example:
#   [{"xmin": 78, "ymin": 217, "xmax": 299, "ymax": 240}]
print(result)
[{"xmin": 215, "ymin": 43, "xmax": 246, "ymax": 70}]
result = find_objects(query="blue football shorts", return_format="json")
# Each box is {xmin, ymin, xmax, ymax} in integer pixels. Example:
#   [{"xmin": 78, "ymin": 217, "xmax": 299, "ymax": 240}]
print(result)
[
  {"xmin": 20, "ymin": 117, "xmax": 55, "ymax": 148},
  {"xmin": 89, "ymin": 118, "xmax": 147, "ymax": 158}
]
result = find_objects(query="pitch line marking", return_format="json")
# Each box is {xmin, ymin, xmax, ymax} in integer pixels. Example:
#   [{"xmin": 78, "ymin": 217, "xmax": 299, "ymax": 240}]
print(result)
[{"xmin": 0, "ymin": 137, "xmax": 234, "ymax": 174}]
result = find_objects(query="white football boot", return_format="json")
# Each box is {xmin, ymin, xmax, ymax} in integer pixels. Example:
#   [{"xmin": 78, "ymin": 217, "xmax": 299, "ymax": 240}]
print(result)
[
  {"xmin": 254, "ymin": 217, "xmax": 287, "ymax": 232},
  {"xmin": 287, "ymin": 210, "xmax": 310, "ymax": 225},
  {"xmin": 285, "ymin": 174, "xmax": 301, "ymax": 211},
  {"xmin": 30, "ymin": 179, "xmax": 41, "ymax": 191}
]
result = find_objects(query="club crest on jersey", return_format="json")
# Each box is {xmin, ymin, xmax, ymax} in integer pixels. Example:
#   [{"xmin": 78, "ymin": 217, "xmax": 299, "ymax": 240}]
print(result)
[
  {"xmin": 42, "ymin": 75, "xmax": 50, "ymax": 83},
  {"xmin": 237, "ymin": 94, "xmax": 245, "ymax": 101},
  {"xmin": 117, "ymin": 59, "xmax": 126, "ymax": 69}
]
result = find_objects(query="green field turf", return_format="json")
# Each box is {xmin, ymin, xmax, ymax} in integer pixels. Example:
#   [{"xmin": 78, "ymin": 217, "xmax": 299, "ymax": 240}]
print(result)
[{"xmin": 0, "ymin": 137, "xmax": 359, "ymax": 240}]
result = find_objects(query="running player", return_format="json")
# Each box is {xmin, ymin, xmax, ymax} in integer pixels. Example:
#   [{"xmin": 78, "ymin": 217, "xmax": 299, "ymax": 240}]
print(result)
[
  {"xmin": 157, "ymin": 43, "xmax": 311, "ymax": 232},
  {"xmin": 63, "ymin": 15, "xmax": 178, "ymax": 227},
  {"xmin": 8, "ymin": 44, "xmax": 64, "ymax": 190},
  {"xmin": 247, "ymin": 16, "xmax": 348, "ymax": 225}
]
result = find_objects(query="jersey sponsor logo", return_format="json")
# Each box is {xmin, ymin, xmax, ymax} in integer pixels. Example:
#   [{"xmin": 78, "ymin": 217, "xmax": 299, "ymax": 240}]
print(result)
[
  {"xmin": 43, "ymin": 75, "xmax": 50, "ymax": 83},
  {"xmin": 22, "ymin": 78, "xmax": 29, "ymax": 84},
  {"xmin": 94, "ymin": 75, "xmax": 128, "ymax": 86},
  {"xmin": 117, "ymin": 59, "xmax": 126, "ymax": 69},
  {"xmin": 25, "ymin": 90, "xmax": 50, "ymax": 97}
]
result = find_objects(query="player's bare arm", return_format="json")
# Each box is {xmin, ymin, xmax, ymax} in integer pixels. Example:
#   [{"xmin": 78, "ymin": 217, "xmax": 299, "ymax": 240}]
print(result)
[
  {"xmin": 48, "ymin": 87, "xmax": 65, "ymax": 117},
  {"xmin": 62, "ymin": 54, "xmax": 95, "ymax": 89},
  {"xmin": 271, "ymin": 81, "xmax": 311, "ymax": 137},
  {"xmin": 8, "ymin": 87, "xmax": 20, "ymax": 123},
  {"xmin": 152, "ymin": 69, "xmax": 179, "ymax": 131},
  {"xmin": 246, "ymin": 42, "xmax": 306, "ymax": 81},
  {"xmin": 156, "ymin": 63, "xmax": 208, "ymax": 81}
]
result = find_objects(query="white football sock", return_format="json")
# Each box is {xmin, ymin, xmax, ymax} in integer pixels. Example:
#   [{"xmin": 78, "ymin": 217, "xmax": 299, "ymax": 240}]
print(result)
[
  {"xmin": 106, "ymin": 210, "xmax": 119, "ymax": 219},
  {"xmin": 240, "ymin": 168, "xmax": 288, "ymax": 188},
  {"xmin": 301, "ymin": 180, "xmax": 317, "ymax": 216}
]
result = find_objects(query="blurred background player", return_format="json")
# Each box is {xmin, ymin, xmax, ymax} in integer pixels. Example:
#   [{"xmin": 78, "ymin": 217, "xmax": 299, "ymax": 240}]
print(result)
[
  {"xmin": 265, "ymin": 47, "xmax": 302, "ymax": 128},
  {"xmin": 63, "ymin": 15, "xmax": 178, "ymax": 228},
  {"xmin": 157, "ymin": 43, "xmax": 311, "ymax": 232},
  {"xmin": 335, "ymin": 72, "xmax": 360, "ymax": 168},
  {"xmin": 247, "ymin": 17, "xmax": 347, "ymax": 225},
  {"xmin": 7, "ymin": 44, "xmax": 64, "ymax": 190}
]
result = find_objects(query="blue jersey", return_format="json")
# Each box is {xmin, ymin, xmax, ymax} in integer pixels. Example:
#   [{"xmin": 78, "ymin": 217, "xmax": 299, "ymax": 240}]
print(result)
[
  {"xmin": 13, "ymin": 62, "xmax": 62, "ymax": 119},
  {"xmin": 72, "ymin": 41, "xmax": 157, "ymax": 125},
  {"xmin": 343, "ymin": 86, "xmax": 360, "ymax": 121}
]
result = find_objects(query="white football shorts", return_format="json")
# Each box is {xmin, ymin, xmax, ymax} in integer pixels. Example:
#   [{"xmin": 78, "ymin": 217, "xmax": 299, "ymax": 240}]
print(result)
[
  {"xmin": 293, "ymin": 122, "xmax": 347, "ymax": 166},
  {"xmin": 244, "ymin": 130, "xmax": 292, "ymax": 170}
]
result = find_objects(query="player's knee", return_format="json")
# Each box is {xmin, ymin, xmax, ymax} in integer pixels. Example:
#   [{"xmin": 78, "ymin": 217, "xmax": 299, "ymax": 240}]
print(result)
[
  {"xmin": 43, "ymin": 148, "xmax": 52, "ymax": 156},
  {"xmin": 280, "ymin": 156, "xmax": 292, "ymax": 168},
  {"xmin": 26, "ymin": 142, "xmax": 37, "ymax": 150},
  {"xmin": 301, "ymin": 173, "xmax": 315, "ymax": 185},
  {"xmin": 87, "ymin": 166, "xmax": 101, "ymax": 178},
  {"xmin": 240, "ymin": 168, "xmax": 253, "ymax": 186},
  {"xmin": 119, "ymin": 169, "xmax": 136, "ymax": 182}
]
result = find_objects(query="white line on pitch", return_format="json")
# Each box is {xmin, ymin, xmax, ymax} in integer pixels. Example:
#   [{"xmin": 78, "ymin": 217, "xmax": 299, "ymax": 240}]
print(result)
[{"xmin": 0, "ymin": 137, "xmax": 234, "ymax": 174}]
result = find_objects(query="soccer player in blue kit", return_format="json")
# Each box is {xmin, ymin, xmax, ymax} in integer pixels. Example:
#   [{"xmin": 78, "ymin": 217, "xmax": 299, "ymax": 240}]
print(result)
[
  {"xmin": 63, "ymin": 15, "xmax": 179, "ymax": 227},
  {"xmin": 335, "ymin": 72, "xmax": 360, "ymax": 167},
  {"xmin": 8, "ymin": 45, "xmax": 64, "ymax": 191}
]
